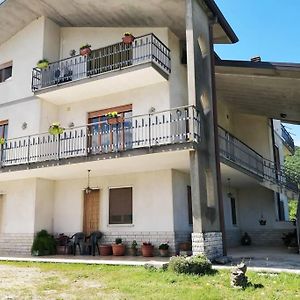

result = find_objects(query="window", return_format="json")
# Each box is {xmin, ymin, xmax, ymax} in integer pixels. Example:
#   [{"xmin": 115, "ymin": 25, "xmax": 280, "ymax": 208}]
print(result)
[
  {"xmin": 0, "ymin": 120, "xmax": 8, "ymax": 140},
  {"xmin": 109, "ymin": 187, "xmax": 132, "ymax": 224},
  {"xmin": 0, "ymin": 61, "xmax": 12, "ymax": 83},
  {"xmin": 187, "ymin": 186, "xmax": 193, "ymax": 225},
  {"xmin": 230, "ymin": 197, "xmax": 237, "ymax": 225},
  {"xmin": 88, "ymin": 104, "xmax": 132, "ymax": 153}
]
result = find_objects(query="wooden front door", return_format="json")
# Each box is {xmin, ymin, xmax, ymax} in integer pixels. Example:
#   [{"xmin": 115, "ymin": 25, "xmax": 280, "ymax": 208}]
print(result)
[{"xmin": 83, "ymin": 190, "xmax": 100, "ymax": 235}]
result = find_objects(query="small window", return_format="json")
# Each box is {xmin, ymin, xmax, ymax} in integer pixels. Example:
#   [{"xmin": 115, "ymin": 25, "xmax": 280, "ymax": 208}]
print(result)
[
  {"xmin": 109, "ymin": 187, "xmax": 132, "ymax": 224},
  {"xmin": 0, "ymin": 61, "xmax": 12, "ymax": 83},
  {"xmin": 230, "ymin": 197, "xmax": 237, "ymax": 225},
  {"xmin": 187, "ymin": 186, "xmax": 193, "ymax": 225}
]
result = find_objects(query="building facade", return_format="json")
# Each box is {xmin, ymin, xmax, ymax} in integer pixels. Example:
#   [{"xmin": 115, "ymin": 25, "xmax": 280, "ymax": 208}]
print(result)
[{"xmin": 0, "ymin": 0, "xmax": 298, "ymax": 258}]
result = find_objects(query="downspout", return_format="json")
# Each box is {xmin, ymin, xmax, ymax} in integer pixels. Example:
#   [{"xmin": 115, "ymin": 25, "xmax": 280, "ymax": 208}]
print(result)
[{"xmin": 208, "ymin": 21, "xmax": 227, "ymax": 256}]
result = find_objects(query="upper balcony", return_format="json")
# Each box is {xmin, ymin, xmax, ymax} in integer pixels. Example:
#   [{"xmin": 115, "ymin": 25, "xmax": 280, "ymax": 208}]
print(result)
[
  {"xmin": 31, "ymin": 33, "xmax": 171, "ymax": 104},
  {"xmin": 281, "ymin": 124, "xmax": 295, "ymax": 155}
]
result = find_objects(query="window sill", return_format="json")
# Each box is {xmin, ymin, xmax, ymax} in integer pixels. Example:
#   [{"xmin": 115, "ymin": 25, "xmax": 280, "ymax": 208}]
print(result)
[{"xmin": 107, "ymin": 224, "xmax": 134, "ymax": 228}]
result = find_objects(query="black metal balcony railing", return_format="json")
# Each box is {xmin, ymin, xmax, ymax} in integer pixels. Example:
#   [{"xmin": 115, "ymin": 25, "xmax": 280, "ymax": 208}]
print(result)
[
  {"xmin": 218, "ymin": 126, "xmax": 264, "ymax": 177},
  {"xmin": 281, "ymin": 124, "xmax": 295, "ymax": 154},
  {"xmin": 0, "ymin": 106, "xmax": 200, "ymax": 167},
  {"xmin": 32, "ymin": 33, "xmax": 171, "ymax": 91},
  {"xmin": 219, "ymin": 126, "xmax": 299, "ymax": 193}
]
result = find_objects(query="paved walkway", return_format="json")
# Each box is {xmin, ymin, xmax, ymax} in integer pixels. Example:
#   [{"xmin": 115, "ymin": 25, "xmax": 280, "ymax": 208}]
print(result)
[{"xmin": 0, "ymin": 246, "xmax": 299, "ymax": 274}]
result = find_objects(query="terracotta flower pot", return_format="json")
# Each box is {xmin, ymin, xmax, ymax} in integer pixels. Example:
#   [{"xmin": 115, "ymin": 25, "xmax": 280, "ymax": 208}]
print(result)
[
  {"xmin": 129, "ymin": 248, "xmax": 138, "ymax": 256},
  {"xmin": 141, "ymin": 244, "xmax": 154, "ymax": 257},
  {"xmin": 80, "ymin": 47, "xmax": 91, "ymax": 56},
  {"xmin": 179, "ymin": 242, "xmax": 191, "ymax": 251},
  {"xmin": 112, "ymin": 244, "xmax": 126, "ymax": 256},
  {"xmin": 107, "ymin": 116, "xmax": 123, "ymax": 125},
  {"xmin": 122, "ymin": 35, "xmax": 135, "ymax": 44},
  {"xmin": 100, "ymin": 244, "xmax": 112, "ymax": 256},
  {"xmin": 159, "ymin": 249, "xmax": 169, "ymax": 257}
]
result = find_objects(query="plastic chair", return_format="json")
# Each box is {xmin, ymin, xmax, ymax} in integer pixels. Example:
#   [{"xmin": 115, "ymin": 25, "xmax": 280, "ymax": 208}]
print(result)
[
  {"xmin": 86, "ymin": 231, "xmax": 103, "ymax": 256},
  {"xmin": 70, "ymin": 232, "xmax": 85, "ymax": 255}
]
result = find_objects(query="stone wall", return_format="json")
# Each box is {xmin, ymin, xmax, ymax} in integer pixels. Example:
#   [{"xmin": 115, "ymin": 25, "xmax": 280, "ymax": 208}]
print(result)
[
  {"xmin": 192, "ymin": 232, "xmax": 223, "ymax": 259},
  {"xmin": 0, "ymin": 233, "xmax": 34, "ymax": 256}
]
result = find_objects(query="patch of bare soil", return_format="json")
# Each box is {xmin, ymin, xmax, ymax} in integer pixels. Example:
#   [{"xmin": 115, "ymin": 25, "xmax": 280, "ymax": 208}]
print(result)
[{"xmin": 0, "ymin": 265, "xmax": 122, "ymax": 299}]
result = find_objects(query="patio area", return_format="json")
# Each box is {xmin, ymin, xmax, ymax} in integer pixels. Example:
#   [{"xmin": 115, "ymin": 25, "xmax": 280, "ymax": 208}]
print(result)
[
  {"xmin": 0, "ymin": 246, "xmax": 300, "ymax": 274},
  {"xmin": 227, "ymin": 246, "xmax": 300, "ymax": 272}
]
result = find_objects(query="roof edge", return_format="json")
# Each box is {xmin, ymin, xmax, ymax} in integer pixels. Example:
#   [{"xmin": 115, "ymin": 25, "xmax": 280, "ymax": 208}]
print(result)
[{"xmin": 203, "ymin": 0, "xmax": 239, "ymax": 44}]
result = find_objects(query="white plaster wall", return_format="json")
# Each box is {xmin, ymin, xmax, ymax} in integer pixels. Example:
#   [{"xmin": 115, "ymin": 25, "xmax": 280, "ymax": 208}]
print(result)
[
  {"xmin": 168, "ymin": 30, "xmax": 188, "ymax": 108},
  {"xmin": 0, "ymin": 17, "xmax": 45, "ymax": 104},
  {"xmin": 0, "ymin": 98, "xmax": 41, "ymax": 139},
  {"xmin": 56, "ymin": 82, "xmax": 169, "ymax": 128},
  {"xmin": 238, "ymin": 186, "xmax": 277, "ymax": 229},
  {"xmin": 34, "ymin": 178, "xmax": 54, "ymax": 232},
  {"xmin": 0, "ymin": 179, "xmax": 36, "ymax": 233},
  {"xmin": 43, "ymin": 18, "xmax": 60, "ymax": 63},
  {"xmin": 172, "ymin": 170, "xmax": 191, "ymax": 232},
  {"xmin": 53, "ymin": 170, "xmax": 174, "ymax": 234},
  {"xmin": 60, "ymin": 27, "xmax": 168, "ymax": 60}
]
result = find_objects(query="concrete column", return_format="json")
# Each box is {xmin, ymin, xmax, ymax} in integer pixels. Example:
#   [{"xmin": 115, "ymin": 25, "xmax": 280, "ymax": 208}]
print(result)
[{"xmin": 186, "ymin": 0, "xmax": 224, "ymax": 259}]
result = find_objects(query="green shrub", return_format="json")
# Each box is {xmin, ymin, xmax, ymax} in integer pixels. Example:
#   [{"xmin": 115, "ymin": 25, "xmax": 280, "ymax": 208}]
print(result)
[
  {"xmin": 168, "ymin": 254, "xmax": 212, "ymax": 275},
  {"xmin": 31, "ymin": 230, "xmax": 56, "ymax": 256}
]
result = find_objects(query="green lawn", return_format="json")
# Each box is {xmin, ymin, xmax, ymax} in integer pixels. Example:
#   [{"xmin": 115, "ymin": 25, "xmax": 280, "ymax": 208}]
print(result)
[{"xmin": 0, "ymin": 261, "xmax": 299, "ymax": 299}]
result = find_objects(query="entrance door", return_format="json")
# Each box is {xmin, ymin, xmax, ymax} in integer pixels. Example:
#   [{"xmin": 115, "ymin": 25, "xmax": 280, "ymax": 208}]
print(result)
[{"xmin": 83, "ymin": 190, "xmax": 100, "ymax": 235}]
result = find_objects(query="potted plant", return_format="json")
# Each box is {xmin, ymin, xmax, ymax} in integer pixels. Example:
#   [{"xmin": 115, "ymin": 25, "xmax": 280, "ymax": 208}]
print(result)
[
  {"xmin": 129, "ymin": 240, "xmax": 138, "ymax": 256},
  {"xmin": 49, "ymin": 122, "xmax": 64, "ymax": 135},
  {"xmin": 158, "ymin": 242, "xmax": 169, "ymax": 257},
  {"xmin": 0, "ymin": 137, "xmax": 5, "ymax": 145},
  {"xmin": 241, "ymin": 232, "xmax": 251, "ymax": 246},
  {"xmin": 112, "ymin": 238, "xmax": 126, "ymax": 256},
  {"xmin": 179, "ymin": 241, "xmax": 191, "ymax": 251},
  {"xmin": 37, "ymin": 59, "xmax": 49, "ymax": 69},
  {"xmin": 106, "ymin": 112, "xmax": 123, "ymax": 125},
  {"xmin": 141, "ymin": 241, "xmax": 154, "ymax": 257},
  {"xmin": 31, "ymin": 230, "xmax": 56, "ymax": 256},
  {"xmin": 99, "ymin": 244, "xmax": 112, "ymax": 256},
  {"xmin": 282, "ymin": 230, "xmax": 299, "ymax": 253},
  {"xmin": 55, "ymin": 233, "xmax": 70, "ymax": 255},
  {"xmin": 122, "ymin": 32, "xmax": 135, "ymax": 44},
  {"xmin": 80, "ymin": 43, "xmax": 92, "ymax": 56}
]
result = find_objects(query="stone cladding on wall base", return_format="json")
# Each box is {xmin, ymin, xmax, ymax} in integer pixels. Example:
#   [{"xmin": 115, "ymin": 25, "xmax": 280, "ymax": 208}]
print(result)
[{"xmin": 192, "ymin": 232, "xmax": 223, "ymax": 259}]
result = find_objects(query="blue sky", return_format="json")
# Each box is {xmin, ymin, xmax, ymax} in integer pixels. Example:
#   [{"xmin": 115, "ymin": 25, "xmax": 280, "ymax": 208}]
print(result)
[{"xmin": 215, "ymin": 0, "xmax": 300, "ymax": 146}]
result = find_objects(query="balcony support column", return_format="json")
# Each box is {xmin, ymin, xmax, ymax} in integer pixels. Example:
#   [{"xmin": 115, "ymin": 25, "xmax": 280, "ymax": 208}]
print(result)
[{"xmin": 186, "ymin": 0, "xmax": 225, "ymax": 259}]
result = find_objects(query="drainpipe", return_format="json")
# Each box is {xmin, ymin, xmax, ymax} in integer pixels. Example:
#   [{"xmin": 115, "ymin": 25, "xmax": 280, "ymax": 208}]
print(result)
[{"xmin": 208, "ymin": 21, "xmax": 227, "ymax": 256}]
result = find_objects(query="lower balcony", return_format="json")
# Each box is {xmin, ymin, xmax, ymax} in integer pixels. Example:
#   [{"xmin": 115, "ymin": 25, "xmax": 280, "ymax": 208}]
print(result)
[
  {"xmin": 218, "ymin": 126, "xmax": 299, "ymax": 197},
  {"xmin": 0, "ymin": 106, "xmax": 200, "ymax": 172}
]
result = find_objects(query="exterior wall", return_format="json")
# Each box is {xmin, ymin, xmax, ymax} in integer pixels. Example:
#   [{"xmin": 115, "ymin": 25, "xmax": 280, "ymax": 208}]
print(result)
[
  {"xmin": 54, "ymin": 170, "xmax": 174, "ymax": 233},
  {"xmin": 56, "ymin": 82, "xmax": 169, "ymax": 129},
  {"xmin": 0, "ymin": 17, "xmax": 45, "ymax": 105},
  {"xmin": 0, "ymin": 98, "xmax": 40, "ymax": 139},
  {"xmin": 171, "ymin": 170, "xmax": 192, "ymax": 247},
  {"xmin": 34, "ymin": 178, "xmax": 54, "ymax": 232},
  {"xmin": 223, "ymin": 184, "xmax": 295, "ymax": 247},
  {"xmin": 0, "ymin": 179, "xmax": 36, "ymax": 255}
]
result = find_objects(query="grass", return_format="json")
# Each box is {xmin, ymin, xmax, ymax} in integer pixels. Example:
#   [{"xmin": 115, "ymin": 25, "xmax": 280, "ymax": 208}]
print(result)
[{"xmin": 0, "ymin": 261, "xmax": 299, "ymax": 299}]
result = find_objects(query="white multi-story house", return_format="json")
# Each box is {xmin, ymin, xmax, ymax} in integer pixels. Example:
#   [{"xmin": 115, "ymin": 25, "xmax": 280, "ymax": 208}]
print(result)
[{"xmin": 0, "ymin": 0, "xmax": 298, "ymax": 257}]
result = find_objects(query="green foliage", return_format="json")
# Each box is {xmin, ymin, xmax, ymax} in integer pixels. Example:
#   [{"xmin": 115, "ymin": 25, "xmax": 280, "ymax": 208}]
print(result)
[
  {"xmin": 158, "ymin": 243, "xmax": 169, "ymax": 250},
  {"xmin": 131, "ymin": 240, "xmax": 138, "ymax": 249},
  {"xmin": 31, "ymin": 230, "xmax": 56, "ymax": 256},
  {"xmin": 168, "ymin": 255, "xmax": 212, "ymax": 275},
  {"xmin": 288, "ymin": 199, "xmax": 298, "ymax": 221},
  {"xmin": 285, "ymin": 146, "xmax": 300, "ymax": 180},
  {"xmin": 115, "ymin": 238, "xmax": 122, "ymax": 244}
]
